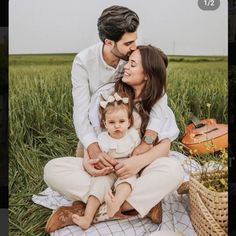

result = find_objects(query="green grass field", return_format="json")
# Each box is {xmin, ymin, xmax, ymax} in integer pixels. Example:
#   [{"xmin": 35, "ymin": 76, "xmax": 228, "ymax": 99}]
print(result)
[{"xmin": 9, "ymin": 54, "xmax": 227, "ymax": 235}]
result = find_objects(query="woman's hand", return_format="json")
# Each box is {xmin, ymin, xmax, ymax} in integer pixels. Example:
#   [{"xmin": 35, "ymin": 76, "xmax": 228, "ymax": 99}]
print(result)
[
  {"xmin": 132, "ymin": 141, "xmax": 153, "ymax": 155},
  {"xmin": 114, "ymin": 156, "xmax": 143, "ymax": 180},
  {"xmin": 115, "ymin": 138, "xmax": 171, "ymax": 179}
]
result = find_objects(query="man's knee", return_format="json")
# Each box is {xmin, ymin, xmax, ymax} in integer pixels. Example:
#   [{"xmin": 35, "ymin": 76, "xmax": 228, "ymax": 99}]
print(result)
[
  {"xmin": 43, "ymin": 160, "xmax": 54, "ymax": 185},
  {"xmin": 43, "ymin": 158, "xmax": 60, "ymax": 185}
]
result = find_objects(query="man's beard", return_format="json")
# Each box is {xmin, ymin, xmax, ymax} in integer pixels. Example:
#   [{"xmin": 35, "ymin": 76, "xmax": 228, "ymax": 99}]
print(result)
[{"xmin": 111, "ymin": 45, "xmax": 131, "ymax": 61}]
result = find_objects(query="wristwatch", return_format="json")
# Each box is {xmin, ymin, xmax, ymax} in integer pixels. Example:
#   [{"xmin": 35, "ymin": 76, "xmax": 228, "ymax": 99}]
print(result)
[{"xmin": 143, "ymin": 135, "xmax": 155, "ymax": 145}]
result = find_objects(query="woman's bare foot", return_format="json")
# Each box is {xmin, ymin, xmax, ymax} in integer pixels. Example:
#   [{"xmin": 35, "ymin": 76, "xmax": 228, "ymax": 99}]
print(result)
[
  {"xmin": 105, "ymin": 190, "xmax": 120, "ymax": 218},
  {"xmin": 72, "ymin": 214, "xmax": 92, "ymax": 230}
]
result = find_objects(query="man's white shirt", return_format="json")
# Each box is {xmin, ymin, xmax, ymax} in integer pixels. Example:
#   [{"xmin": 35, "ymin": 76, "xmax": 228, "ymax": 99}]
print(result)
[{"xmin": 71, "ymin": 42, "xmax": 125, "ymax": 148}]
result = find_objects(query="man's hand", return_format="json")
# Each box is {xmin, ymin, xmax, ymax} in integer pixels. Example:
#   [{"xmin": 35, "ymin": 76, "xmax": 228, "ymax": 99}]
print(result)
[
  {"xmin": 87, "ymin": 143, "xmax": 118, "ymax": 169},
  {"xmin": 114, "ymin": 156, "xmax": 143, "ymax": 180},
  {"xmin": 132, "ymin": 141, "xmax": 153, "ymax": 155},
  {"xmin": 83, "ymin": 158, "xmax": 113, "ymax": 177}
]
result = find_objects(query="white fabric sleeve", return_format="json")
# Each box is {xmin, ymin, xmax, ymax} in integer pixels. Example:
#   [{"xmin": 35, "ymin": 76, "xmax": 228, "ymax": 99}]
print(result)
[
  {"xmin": 71, "ymin": 55, "xmax": 97, "ymax": 149},
  {"xmin": 146, "ymin": 94, "xmax": 180, "ymax": 142}
]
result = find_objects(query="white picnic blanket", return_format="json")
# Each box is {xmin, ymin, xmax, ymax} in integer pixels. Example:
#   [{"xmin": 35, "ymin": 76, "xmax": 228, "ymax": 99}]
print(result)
[{"xmin": 33, "ymin": 151, "xmax": 202, "ymax": 236}]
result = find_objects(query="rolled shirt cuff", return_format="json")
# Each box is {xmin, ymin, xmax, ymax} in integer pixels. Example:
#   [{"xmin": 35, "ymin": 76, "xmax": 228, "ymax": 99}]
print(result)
[{"xmin": 147, "ymin": 118, "xmax": 180, "ymax": 142}]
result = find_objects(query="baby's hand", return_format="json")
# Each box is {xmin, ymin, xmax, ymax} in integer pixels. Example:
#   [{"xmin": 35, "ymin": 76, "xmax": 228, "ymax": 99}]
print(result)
[{"xmin": 97, "ymin": 152, "xmax": 118, "ymax": 168}]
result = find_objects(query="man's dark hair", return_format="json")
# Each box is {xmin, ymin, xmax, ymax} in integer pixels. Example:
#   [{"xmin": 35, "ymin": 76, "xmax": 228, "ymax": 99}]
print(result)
[{"xmin": 97, "ymin": 5, "xmax": 139, "ymax": 43}]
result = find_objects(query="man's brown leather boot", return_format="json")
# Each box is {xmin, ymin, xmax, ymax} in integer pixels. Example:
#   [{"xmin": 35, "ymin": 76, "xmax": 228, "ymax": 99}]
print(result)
[
  {"xmin": 45, "ymin": 201, "xmax": 85, "ymax": 233},
  {"xmin": 147, "ymin": 201, "xmax": 162, "ymax": 224}
]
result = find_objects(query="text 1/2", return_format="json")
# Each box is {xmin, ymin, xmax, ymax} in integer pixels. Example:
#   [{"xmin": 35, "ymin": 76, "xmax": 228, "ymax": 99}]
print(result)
[{"xmin": 204, "ymin": 0, "xmax": 215, "ymax": 6}]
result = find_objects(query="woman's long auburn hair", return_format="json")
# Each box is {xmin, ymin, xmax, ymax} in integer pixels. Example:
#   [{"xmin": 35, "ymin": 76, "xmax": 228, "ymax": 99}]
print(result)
[{"xmin": 115, "ymin": 45, "xmax": 168, "ymax": 136}]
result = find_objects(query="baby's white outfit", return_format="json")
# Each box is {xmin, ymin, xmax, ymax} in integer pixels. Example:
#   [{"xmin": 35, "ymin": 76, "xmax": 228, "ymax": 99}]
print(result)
[
  {"xmin": 88, "ymin": 127, "xmax": 141, "ymax": 204},
  {"xmin": 98, "ymin": 127, "xmax": 140, "ymax": 159}
]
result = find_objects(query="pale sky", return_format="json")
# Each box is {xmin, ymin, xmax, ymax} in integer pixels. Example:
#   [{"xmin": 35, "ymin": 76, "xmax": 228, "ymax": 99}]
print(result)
[{"xmin": 9, "ymin": 0, "xmax": 228, "ymax": 55}]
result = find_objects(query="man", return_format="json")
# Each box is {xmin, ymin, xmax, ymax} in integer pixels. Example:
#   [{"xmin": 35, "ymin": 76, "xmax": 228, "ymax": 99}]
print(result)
[
  {"xmin": 73, "ymin": 5, "xmax": 160, "ymax": 172},
  {"xmin": 72, "ymin": 5, "xmax": 140, "ymax": 168},
  {"xmin": 45, "ymin": 5, "xmax": 162, "ymax": 232}
]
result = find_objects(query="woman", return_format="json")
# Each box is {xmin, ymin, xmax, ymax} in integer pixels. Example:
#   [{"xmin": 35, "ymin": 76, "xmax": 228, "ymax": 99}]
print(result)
[{"xmin": 44, "ymin": 45, "xmax": 184, "ymax": 232}]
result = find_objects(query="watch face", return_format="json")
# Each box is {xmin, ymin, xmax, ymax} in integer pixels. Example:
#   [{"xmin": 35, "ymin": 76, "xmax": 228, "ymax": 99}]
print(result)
[{"xmin": 144, "ymin": 136, "xmax": 154, "ymax": 145}]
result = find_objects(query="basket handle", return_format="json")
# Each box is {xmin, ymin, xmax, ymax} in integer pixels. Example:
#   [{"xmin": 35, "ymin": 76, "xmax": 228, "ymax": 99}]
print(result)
[{"xmin": 196, "ymin": 192, "xmax": 227, "ymax": 235}]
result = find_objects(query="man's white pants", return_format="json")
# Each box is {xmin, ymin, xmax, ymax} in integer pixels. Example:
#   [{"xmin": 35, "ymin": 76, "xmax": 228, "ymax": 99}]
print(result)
[{"xmin": 44, "ymin": 156, "xmax": 184, "ymax": 217}]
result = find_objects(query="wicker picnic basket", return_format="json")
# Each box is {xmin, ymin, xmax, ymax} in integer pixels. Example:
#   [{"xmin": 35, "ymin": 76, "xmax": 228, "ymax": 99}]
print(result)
[{"xmin": 189, "ymin": 170, "xmax": 228, "ymax": 236}]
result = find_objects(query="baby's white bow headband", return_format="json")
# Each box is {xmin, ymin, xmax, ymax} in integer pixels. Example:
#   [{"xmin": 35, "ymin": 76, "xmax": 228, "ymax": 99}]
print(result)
[{"xmin": 100, "ymin": 92, "xmax": 129, "ymax": 109}]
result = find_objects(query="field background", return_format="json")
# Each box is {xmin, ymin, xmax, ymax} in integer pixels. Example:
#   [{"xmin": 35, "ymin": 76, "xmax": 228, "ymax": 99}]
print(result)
[{"xmin": 9, "ymin": 54, "xmax": 227, "ymax": 235}]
